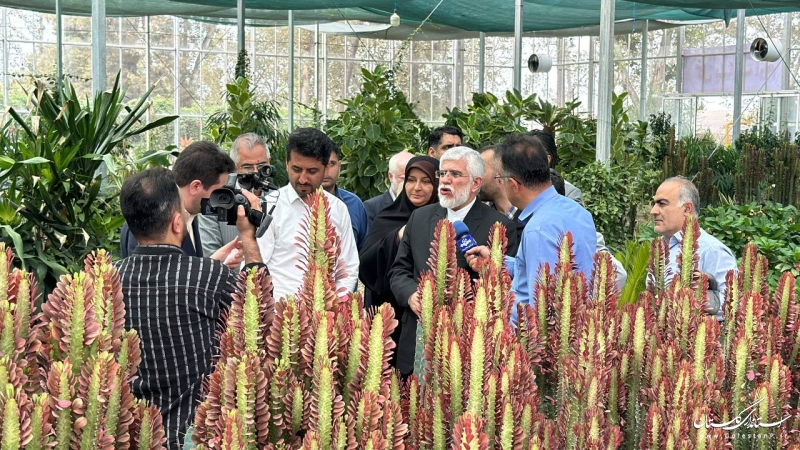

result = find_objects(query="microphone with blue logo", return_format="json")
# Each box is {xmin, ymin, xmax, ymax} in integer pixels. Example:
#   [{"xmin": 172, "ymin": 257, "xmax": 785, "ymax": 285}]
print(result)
[{"xmin": 453, "ymin": 221, "xmax": 478, "ymax": 256}]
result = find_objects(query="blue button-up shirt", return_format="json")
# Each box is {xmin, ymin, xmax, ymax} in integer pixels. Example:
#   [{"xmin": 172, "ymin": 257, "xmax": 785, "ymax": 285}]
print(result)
[
  {"xmin": 335, "ymin": 186, "xmax": 369, "ymax": 250},
  {"xmin": 664, "ymin": 227, "xmax": 737, "ymax": 321},
  {"xmin": 506, "ymin": 186, "xmax": 597, "ymax": 324}
]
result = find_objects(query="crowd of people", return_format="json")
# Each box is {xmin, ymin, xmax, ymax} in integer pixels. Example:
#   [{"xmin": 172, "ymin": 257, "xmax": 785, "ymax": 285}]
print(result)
[{"xmin": 115, "ymin": 125, "xmax": 737, "ymax": 449}]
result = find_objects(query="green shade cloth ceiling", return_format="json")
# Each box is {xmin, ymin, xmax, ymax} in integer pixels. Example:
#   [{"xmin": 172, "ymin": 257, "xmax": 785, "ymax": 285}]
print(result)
[{"xmin": 1, "ymin": 0, "xmax": 798, "ymax": 34}]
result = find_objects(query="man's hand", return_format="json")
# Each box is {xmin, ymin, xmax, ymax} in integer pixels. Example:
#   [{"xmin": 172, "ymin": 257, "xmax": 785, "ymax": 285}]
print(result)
[
  {"xmin": 210, "ymin": 237, "xmax": 244, "ymax": 269},
  {"xmin": 235, "ymin": 189, "xmax": 263, "ymax": 265},
  {"xmin": 408, "ymin": 292, "xmax": 422, "ymax": 317},
  {"xmin": 234, "ymin": 189, "xmax": 262, "ymax": 237},
  {"xmin": 465, "ymin": 245, "xmax": 490, "ymax": 272}
]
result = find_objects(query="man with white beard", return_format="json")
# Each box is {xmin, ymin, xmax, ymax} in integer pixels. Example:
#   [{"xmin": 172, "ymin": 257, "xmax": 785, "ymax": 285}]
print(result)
[{"xmin": 388, "ymin": 146, "xmax": 517, "ymax": 376}]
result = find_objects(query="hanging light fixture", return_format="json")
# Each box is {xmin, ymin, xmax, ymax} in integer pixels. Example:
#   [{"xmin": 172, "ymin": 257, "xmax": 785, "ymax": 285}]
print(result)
[{"xmin": 390, "ymin": 0, "xmax": 400, "ymax": 27}]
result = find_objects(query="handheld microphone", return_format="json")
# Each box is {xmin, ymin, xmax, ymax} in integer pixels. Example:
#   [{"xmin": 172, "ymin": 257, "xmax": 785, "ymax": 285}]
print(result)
[{"xmin": 453, "ymin": 221, "xmax": 478, "ymax": 255}]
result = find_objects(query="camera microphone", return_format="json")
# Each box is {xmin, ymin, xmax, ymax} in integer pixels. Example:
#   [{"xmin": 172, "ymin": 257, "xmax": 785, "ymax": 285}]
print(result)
[{"xmin": 453, "ymin": 221, "xmax": 478, "ymax": 256}]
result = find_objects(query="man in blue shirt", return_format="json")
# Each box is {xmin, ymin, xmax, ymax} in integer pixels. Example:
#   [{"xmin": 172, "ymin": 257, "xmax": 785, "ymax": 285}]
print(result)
[
  {"xmin": 322, "ymin": 145, "xmax": 369, "ymax": 249},
  {"xmin": 650, "ymin": 176, "xmax": 736, "ymax": 320},
  {"xmin": 467, "ymin": 133, "xmax": 596, "ymax": 324}
]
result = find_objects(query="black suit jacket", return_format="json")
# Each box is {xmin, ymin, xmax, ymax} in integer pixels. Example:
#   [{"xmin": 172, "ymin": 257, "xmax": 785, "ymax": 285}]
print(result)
[
  {"xmin": 388, "ymin": 201, "xmax": 517, "ymax": 375},
  {"xmin": 120, "ymin": 219, "xmax": 203, "ymax": 259},
  {"xmin": 363, "ymin": 191, "xmax": 394, "ymax": 226}
]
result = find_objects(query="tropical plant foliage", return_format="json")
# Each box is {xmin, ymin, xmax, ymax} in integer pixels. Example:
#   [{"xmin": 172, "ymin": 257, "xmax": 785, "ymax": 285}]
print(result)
[
  {"xmin": 205, "ymin": 73, "xmax": 289, "ymax": 186},
  {"xmin": 0, "ymin": 243, "xmax": 166, "ymax": 449},
  {"xmin": 326, "ymin": 65, "xmax": 430, "ymax": 200},
  {"xmin": 0, "ymin": 74, "xmax": 176, "ymax": 293}
]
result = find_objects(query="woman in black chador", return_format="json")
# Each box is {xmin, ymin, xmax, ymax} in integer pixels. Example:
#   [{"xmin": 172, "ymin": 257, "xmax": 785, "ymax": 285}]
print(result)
[{"xmin": 359, "ymin": 155, "xmax": 439, "ymax": 366}]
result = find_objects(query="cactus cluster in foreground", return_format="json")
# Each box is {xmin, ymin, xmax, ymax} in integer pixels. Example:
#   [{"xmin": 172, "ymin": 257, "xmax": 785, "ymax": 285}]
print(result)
[{"xmin": 0, "ymin": 244, "xmax": 166, "ymax": 449}]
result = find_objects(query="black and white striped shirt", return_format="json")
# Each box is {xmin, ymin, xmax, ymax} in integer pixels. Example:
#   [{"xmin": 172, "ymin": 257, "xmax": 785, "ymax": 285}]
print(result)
[{"xmin": 115, "ymin": 245, "xmax": 257, "ymax": 450}]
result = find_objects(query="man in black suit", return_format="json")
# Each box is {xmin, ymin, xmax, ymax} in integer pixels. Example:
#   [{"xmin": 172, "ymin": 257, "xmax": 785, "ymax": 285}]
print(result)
[
  {"xmin": 389, "ymin": 146, "xmax": 517, "ymax": 376},
  {"xmin": 119, "ymin": 141, "xmax": 236, "ymax": 260},
  {"xmin": 363, "ymin": 150, "xmax": 414, "ymax": 226}
]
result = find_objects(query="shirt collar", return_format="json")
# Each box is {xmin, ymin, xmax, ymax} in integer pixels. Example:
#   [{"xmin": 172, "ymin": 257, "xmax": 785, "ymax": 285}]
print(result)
[
  {"xmin": 447, "ymin": 197, "xmax": 477, "ymax": 223},
  {"xmin": 132, "ymin": 244, "xmax": 185, "ymax": 256},
  {"xmin": 389, "ymin": 189, "xmax": 397, "ymax": 201},
  {"xmin": 283, "ymin": 183, "xmax": 306, "ymax": 205},
  {"xmin": 518, "ymin": 185, "xmax": 558, "ymax": 222}
]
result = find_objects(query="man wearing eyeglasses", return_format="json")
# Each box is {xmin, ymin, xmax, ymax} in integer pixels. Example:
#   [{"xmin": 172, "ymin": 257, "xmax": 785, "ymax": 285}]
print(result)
[
  {"xmin": 197, "ymin": 133, "xmax": 270, "ymax": 260},
  {"xmin": 466, "ymin": 134, "xmax": 597, "ymax": 326},
  {"xmin": 389, "ymin": 146, "xmax": 517, "ymax": 376}
]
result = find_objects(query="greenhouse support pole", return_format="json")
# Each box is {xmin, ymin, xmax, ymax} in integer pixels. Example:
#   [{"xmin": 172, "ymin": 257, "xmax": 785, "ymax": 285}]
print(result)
[
  {"xmin": 478, "ymin": 32, "xmax": 486, "ymax": 93},
  {"xmin": 322, "ymin": 31, "xmax": 328, "ymax": 122},
  {"xmin": 2, "ymin": 9, "xmax": 8, "ymax": 107},
  {"xmin": 56, "ymin": 0, "xmax": 63, "ymax": 94},
  {"xmin": 732, "ymin": 9, "xmax": 745, "ymax": 144},
  {"xmin": 640, "ymin": 20, "xmax": 648, "ymax": 121},
  {"xmin": 91, "ymin": 0, "xmax": 106, "ymax": 93},
  {"xmin": 315, "ymin": 22, "xmax": 320, "ymax": 104},
  {"xmin": 596, "ymin": 0, "xmax": 615, "ymax": 165},
  {"xmin": 783, "ymin": 13, "xmax": 792, "ymax": 90},
  {"xmin": 588, "ymin": 37, "xmax": 595, "ymax": 116},
  {"xmin": 146, "ymin": 17, "xmax": 151, "ymax": 152},
  {"xmin": 513, "ymin": 0, "xmax": 523, "ymax": 92},
  {"xmin": 237, "ymin": 0, "xmax": 245, "ymax": 54},
  {"xmin": 288, "ymin": 10, "xmax": 294, "ymax": 133},
  {"xmin": 676, "ymin": 26, "xmax": 684, "ymax": 93}
]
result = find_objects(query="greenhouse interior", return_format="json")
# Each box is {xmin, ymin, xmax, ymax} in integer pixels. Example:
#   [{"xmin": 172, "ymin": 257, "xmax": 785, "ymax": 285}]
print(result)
[{"xmin": 0, "ymin": 0, "xmax": 799, "ymax": 449}]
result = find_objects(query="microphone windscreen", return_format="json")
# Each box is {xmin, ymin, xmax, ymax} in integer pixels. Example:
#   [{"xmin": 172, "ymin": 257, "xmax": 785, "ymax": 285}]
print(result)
[
  {"xmin": 453, "ymin": 220, "xmax": 470, "ymax": 238},
  {"xmin": 452, "ymin": 221, "xmax": 478, "ymax": 255}
]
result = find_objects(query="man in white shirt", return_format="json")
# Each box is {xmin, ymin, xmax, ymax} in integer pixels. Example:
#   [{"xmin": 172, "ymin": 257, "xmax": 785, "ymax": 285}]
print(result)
[{"xmin": 257, "ymin": 128, "xmax": 359, "ymax": 301}]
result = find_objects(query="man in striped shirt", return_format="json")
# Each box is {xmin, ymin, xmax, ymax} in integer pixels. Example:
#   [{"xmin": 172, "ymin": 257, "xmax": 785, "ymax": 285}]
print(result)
[{"xmin": 116, "ymin": 167, "xmax": 265, "ymax": 449}]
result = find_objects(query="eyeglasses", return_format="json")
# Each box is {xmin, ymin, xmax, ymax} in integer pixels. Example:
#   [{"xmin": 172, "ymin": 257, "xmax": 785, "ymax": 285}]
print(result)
[
  {"xmin": 494, "ymin": 175, "xmax": 515, "ymax": 183},
  {"xmin": 239, "ymin": 162, "xmax": 270, "ymax": 172},
  {"xmin": 435, "ymin": 170, "xmax": 467, "ymax": 179}
]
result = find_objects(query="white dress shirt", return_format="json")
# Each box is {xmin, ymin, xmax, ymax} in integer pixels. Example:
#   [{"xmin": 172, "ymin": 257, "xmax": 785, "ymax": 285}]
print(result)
[
  {"xmin": 258, "ymin": 184, "xmax": 359, "ymax": 301},
  {"xmin": 446, "ymin": 197, "xmax": 477, "ymax": 223}
]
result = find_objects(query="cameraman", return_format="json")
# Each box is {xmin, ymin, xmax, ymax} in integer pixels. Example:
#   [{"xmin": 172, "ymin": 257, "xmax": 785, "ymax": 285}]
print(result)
[
  {"xmin": 115, "ymin": 167, "xmax": 265, "ymax": 450},
  {"xmin": 120, "ymin": 141, "xmax": 237, "ymax": 263},
  {"xmin": 197, "ymin": 133, "xmax": 271, "ymax": 261}
]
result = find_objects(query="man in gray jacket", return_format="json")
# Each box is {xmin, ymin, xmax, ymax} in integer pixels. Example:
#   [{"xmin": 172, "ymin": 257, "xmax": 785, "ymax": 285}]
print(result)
[{"xmin": 198, "ymin": 133, "xmax": 272, "ymax": 260}]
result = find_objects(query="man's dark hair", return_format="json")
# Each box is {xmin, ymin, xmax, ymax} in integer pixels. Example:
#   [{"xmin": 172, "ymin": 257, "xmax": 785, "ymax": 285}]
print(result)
[
  {"xmin": 550, "ymin": 169, "xmax": 566, "ymax": 196},
  {"xmin": 121, "ymin": 168, "xmax": 182, "ymax": 241},
  {"xmin": 428, "ymin": 126, "xmax": 464, "ymax": 150},
  {"xmin": 173, "ymin": 141, "xmax": 235, "ymax": 188},
  {"xmin": 526, "ymin": 129, "xmax": 558, "ymax": 168},
  {"xmin": 496, "ymin": 134, "xmax": 551, "ymax": 189},
  {"xmin": 286, "ymin": 127, "xmax": 336, "ymax": 166}
]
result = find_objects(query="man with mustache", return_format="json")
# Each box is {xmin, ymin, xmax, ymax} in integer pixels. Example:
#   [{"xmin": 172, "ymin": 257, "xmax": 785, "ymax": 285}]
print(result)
[
  {"xmin": 257, "ymin": 127, "xmax": 359, "ymax": 301},
  {"xmin": 389, "ymin": 146, "xmax": 517, "ymax": 376}
]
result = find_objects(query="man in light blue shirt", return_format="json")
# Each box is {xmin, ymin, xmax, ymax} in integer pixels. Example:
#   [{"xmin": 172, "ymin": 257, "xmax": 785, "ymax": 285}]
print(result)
[
  {"xmin": 322, "ymin": 145, "xmax": 369, "ymax": 250},
  {"xmin": 650, "ymin": 176, "xmax": 736, "ymax": 320},
  {"xmin": 467, "ymin": 134, "xmax": 596, "ymax": 324}
]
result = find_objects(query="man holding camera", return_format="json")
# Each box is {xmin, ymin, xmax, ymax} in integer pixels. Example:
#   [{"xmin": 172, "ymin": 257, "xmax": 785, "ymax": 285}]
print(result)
[
  {"xmin": 258, "ymin": 128, "xmax": 359, "ymax": 301},
  {"xmin": 119, "ymin": 141, "xmax": 236, "ymax": 262},
  {"xmin": 198, "ymin": 133, "xmax": 272, "ymax": 259},
  {"xmin": 116, "ymin": 167, "xmax": 265, "ymax": 450}
]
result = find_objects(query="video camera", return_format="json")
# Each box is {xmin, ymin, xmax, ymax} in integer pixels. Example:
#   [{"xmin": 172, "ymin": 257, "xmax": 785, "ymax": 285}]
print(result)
[{"xmin": 201, "ymin": 165, "xmax": 278, "ymax": 238}]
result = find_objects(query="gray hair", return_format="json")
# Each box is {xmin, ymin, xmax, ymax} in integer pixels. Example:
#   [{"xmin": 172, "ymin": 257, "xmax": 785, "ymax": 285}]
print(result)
[
  {"xmin": 440, "ymin": 146, "xmax": 485, "ymax": 180},
  {"xmin": 665, "ymin": 176, "xmax": 701, "ymax": 214},
  {"xmin": 230, "ymin": 133, "xmax": 269, "ymax": 165},
  {"xmin": 388, "ymin": 150, "xmax": 414, "ymax": 174}
]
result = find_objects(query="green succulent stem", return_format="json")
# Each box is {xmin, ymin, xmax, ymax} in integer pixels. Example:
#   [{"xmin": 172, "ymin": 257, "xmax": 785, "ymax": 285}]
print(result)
[
  {"xmin": 138, "ymin": 406, "xmax": 153, "ymax": 450},
  {"xmin": 316, "ymin": 365, "xmax": 333, "ymax": 449},
  {"xmin": 364, "ymin": 311, "xmax": 385, "ymax": 394},
  {"xmin": 1, "ymin": 388, "xmax": 20, "ymax": 450},
  {"xmin": 80, "ymin": 355, "xmax": 106, "ymax": 450},
  {"xmin": 243, "ymin": 273, "xmax": 260, "ymax": 354},
  {"xmin": 26, "ymin": 394, "xmax": 48, "ymax": 450},
  {"xmin": 432, "ymin": 396, "xmax": 445, "ymax": 450},
  {"xmin": 69, "ymin": 273, "xmax": 88, "ymax": 376},
  {"xmin": 449, "ymin": 341, "xmax": 463, "ymax": 418},
  {"xmin": 466, "ymin": 326, "xmax": 485, "ymax": 417}
]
